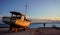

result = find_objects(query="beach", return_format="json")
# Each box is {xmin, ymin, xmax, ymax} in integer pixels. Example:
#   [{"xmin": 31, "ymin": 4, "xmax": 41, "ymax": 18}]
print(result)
[{"xmin": 0, "ymin": 28, "xmax": 60, "ymax": 35}]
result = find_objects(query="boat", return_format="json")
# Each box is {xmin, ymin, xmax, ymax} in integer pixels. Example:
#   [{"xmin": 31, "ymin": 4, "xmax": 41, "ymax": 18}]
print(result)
[{"xmin": 2, "ymin": 11, "xmax": 31, "ymax": 32}]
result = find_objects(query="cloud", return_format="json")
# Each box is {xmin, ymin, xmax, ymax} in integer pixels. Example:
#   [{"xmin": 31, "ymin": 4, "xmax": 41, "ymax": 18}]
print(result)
[
  {"xmin": 0, "ymin": 15, "xmax": 4, "ymax": 20},
  {"xmin": 0, "ymin": 15, "xmax": 5, "ymax": 24},
  {"xmin": 31, "ymin": 16, "xmax": 60, "ymax": 20},
  {"xmin": 31, "ymin": 16, "xmax": 60, "ymax": 23}
]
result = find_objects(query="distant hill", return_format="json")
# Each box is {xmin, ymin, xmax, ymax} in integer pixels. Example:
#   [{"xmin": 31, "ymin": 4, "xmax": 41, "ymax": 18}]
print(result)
[{"xmin": 31, "ymin": 19, "xmax": 60, "ymax": 23}]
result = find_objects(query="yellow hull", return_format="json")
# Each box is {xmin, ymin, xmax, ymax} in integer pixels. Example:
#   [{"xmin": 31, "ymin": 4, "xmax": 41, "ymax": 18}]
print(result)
[{"xmin": 15, "ymin": 19, "xmax": 30, "ymax": 27}]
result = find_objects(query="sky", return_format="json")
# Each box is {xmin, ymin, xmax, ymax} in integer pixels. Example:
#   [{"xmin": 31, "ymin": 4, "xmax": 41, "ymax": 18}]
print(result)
[{"xmin": 0, "ymin": 0, "xmax": 60, "ymax": 19}]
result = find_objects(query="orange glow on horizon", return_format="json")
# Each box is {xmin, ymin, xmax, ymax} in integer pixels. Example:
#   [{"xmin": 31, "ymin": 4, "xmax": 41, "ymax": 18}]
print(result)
[{"xmin": 31, "ymin": 16, "xmax": 60, "ymax": 20}]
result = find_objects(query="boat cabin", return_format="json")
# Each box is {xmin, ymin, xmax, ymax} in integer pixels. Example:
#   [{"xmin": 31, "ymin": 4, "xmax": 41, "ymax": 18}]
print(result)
[{"xmin": 10, "ymin": 11, "xmax": 25, "ymax": 19}]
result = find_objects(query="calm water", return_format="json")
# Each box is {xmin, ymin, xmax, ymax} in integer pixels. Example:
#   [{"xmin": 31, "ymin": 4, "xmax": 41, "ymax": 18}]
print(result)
[
  {"xmin": 29, "ymin": 23, "xmax": 60, "ymax": 28},
  {"xmin": 0, "ymin": 23, "xmax": 60, "ymax": 28}
]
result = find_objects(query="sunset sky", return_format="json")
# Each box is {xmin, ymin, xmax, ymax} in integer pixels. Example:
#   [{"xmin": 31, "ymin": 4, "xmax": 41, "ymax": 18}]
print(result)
[{"xmin": 0, "ymin": 0, "xmax": 60, "ymax": 19}]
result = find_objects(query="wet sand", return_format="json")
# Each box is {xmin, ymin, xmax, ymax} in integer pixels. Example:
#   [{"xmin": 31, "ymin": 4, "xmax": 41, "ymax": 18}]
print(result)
[{"xmin": 0, "ymin": 28, "xmax": 60, "ymax": 35}]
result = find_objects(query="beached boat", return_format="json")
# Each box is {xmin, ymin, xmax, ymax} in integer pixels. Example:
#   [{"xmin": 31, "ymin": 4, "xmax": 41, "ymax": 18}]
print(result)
[{"xmin": 2, "ymin": 11, "xmax": 31, "ymax": 32}]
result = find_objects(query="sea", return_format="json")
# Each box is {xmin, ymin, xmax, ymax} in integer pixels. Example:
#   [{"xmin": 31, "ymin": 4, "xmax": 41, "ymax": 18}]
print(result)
[{"xmin": 0, "ymin": 22, "xmax": 60, "ymax": 28}]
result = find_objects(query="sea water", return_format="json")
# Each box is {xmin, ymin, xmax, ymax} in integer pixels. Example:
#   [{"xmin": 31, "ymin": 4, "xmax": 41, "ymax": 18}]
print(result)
[{"xmin": 0, "ymin": 23, "xmax": 60, "ymax": 28}]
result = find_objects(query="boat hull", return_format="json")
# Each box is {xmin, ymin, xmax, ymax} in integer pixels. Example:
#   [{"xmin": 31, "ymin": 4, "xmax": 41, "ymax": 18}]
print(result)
[{"xmin": 2, "ymin": 17, "xmax": 30, "ymax": 28}]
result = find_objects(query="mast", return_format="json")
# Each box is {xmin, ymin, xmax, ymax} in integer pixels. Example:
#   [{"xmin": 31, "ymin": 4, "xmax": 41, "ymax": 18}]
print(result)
[{"xmin": 25, "ymin": 2, "xmax": 28, "ymax": 17}]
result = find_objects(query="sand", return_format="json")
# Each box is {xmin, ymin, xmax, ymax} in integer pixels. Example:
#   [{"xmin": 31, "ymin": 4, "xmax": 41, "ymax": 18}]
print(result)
[{"xmin": 0, "ymin": 28, "xmax": 60, "ymax": 35}]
